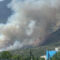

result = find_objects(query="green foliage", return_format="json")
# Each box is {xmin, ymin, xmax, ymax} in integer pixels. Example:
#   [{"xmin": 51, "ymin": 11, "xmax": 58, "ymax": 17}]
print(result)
[
  {"xmin": 10, "ymin": 46, "xmax": 56, "ymax": 57},
  {"xmin": 51, "ymin": 52, "xmax": 60, "ymax": 60},
  {"xmin": 12, "ymin": 55, "xmax": 22, "ymax": 60},
  {"xmin": 40, "ymin": 58, "xmax": 45, "ymax": 60},
  {"xmin": 0, "ymin": 51, "xmax": 12, "ymax": 59},
  {"xmin": 0, "ymin": 50, "xmax": 45, "ymax": 60}
]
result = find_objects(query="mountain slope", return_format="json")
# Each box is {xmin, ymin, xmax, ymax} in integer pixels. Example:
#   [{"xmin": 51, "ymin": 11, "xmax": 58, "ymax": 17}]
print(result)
[{"xmin": 42, "ymin": 29, "xmax": 60, "ymax": 46}]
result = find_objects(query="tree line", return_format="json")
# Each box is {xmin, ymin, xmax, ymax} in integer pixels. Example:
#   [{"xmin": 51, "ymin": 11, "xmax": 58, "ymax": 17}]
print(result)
[
  {"xmin": 0, "ymin": 49, "xmax": 45, "ymax": 60},
  {"xmin": 0, "ymin": 49, "xmax": 60, "ymax": 60}
]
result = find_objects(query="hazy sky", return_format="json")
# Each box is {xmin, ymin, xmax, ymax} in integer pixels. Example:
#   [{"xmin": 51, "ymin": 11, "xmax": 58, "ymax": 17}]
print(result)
[
  {"xmin": 0, "ymin": 0, "xmax": 60, "ymax": 51},
  {"xmin": 0, "ymin": 0, "xmax": 4, "ymax": 2},
  {"xmin": 0, "ymin": 0, "xmax": 12, "ymax": 23}
]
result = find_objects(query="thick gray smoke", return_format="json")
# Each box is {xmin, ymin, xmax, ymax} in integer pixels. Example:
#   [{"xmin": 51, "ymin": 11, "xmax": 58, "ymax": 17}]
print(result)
[{"xmin": 0, "ymin": 0, "xmax": 60, "ymax": 51}]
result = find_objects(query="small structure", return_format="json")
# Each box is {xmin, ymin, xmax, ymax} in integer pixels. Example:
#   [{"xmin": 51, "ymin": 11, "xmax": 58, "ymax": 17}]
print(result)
[
  {"xmin": 40, "ymin": 55, "xmax": 46, "ymax": 60},
  {"xmin": 55, "ymin": 47, "xmax": 60, "ymax": 51},
  {"xmin": 55, "ymin": 48, "xmax": 59, "ymax": 51}
]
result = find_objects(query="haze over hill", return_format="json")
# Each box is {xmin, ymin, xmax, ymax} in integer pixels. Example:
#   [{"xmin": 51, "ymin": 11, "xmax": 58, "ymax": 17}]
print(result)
[
  {"xmin": 0, "ymin": 0, "xmax": 60, "ymax": 51},
  {"xmin": 42, "ymin": 29, "xmax": 60, "ymax": 46}
]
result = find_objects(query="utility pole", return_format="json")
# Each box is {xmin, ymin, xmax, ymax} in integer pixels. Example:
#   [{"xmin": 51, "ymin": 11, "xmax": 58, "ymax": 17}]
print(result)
[{"xmin": 30, "ymin": 49, "xmax": 32, "ymax": 60}]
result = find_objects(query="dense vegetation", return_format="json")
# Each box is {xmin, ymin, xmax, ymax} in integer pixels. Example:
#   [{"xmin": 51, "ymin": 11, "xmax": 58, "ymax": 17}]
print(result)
[
  {"xmin": 0, "ymin": 50, "xmax": 45, "ymax": 60},
  {"xmin": 0, "ymin": 47, "xmax": 60, "ymax": 60},
  {"xmin": 50, "ymin": 51, "xmax": 60, "ymax": 60},
  {"xmin": 10, "ymin": 46, "xmax": 56, "ymax": 57}
]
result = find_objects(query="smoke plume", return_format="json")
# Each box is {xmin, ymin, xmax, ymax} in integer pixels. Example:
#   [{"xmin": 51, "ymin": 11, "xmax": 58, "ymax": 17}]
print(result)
[{"xmin": 0, "ymin": 0, "xmax": 60, "ymax": 50}]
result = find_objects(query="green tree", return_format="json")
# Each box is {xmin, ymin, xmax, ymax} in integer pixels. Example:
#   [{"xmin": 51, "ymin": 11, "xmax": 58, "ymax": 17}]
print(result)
[
  {"xmin": 12, "ymin": 55, "xmax": 22, "ymax": 60},
  {"xmin": 0, "ymin": 51, "xmax": 12, "ymax": 60},
  {"xmin": 51, "ymin": 52, "xmax": 60, "ymax": 60},
  {"xmin": 40, "ymin": 57, "xmax": 45, "ymax": 60}
]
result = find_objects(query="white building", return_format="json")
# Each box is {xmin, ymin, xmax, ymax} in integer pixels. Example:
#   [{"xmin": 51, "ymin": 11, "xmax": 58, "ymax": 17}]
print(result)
[
  {"xmin": 40, "ymin": 55, "xmax": 46, "ymax": 60},
  {"xmin": 55, "ymin": 47, "xmax": 60, "ymax": 51}
]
